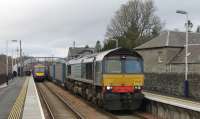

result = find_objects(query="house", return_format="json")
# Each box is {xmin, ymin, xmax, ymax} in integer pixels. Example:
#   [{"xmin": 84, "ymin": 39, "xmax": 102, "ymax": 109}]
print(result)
[
  {"xmin": 67, "ymin": 47, "xmax": 95, "ymax": 60},
  {"xmin": 0, "ymin": 55, "xmax": 6, "ymax": 75},
  {"xmin": 135, "ymin": 31, "xmax": 200, "ymax": 73}
]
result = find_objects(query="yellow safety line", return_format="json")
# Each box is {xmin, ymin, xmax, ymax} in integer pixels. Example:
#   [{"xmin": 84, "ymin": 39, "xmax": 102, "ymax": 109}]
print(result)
[{"xmin": 8, "ymin": 78, "xmax": 29, "ymax": 119}]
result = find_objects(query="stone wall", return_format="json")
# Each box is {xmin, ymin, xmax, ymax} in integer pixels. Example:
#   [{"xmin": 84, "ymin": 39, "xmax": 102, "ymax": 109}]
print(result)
[
  {"xmin": 136, "ymin": 47, "xmax": 183, "ymax": 73},
  {"xmin": 136, "ymin": 48, "xmax": 167, "ymax": 73},
  {"xmin": 144, "ymin": 73, "xmax": 200, "ymax": 100}
]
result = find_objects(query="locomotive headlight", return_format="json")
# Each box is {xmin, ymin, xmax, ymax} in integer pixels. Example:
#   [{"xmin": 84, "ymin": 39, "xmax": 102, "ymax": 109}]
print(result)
[
  {"xmin": 106, "ymin": 86, "xmax": 112, "ymax": 90},
  {"xmin": 138, "ymin": 86, "xmax": 141, "ymax": 90}
]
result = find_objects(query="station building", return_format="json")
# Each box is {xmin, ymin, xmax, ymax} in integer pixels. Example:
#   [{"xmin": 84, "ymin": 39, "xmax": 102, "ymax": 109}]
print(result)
[
  {"xmin": 135, "ymin": 31, "xmax": 200, "ymax": 73},
  {"xmin": 66, "ymin": 47, "xmax": 95, "ymax": 60}
]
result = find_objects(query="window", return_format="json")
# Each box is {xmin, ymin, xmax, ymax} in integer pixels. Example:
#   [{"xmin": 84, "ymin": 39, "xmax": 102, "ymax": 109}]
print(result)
[
  {"xmin": 95, "ymin": 62, "xmax": 102, "ymax": 81},
  {"xmin": 125, "ymin": 60, "xmax": 142, "ymax": 73},
  {"xmin": 67, "ymin": 65, "xmax": 71, "ymax": 75},
  {"xmin": 105, "ymin": 60, "xmax": 122, "ymax": 73},
  {"xmin": 81, "ymin": 64, "xmax": 86, "ymax": 78},
  {"xmin": 86, "ymin": 63, "xmax": 93, "ymax": 79},
  {"xmin": 158, "ymin": 51, "xmax": 163, "ymax": 63},
  {"xmin": 34, "ymin": 68, "xmax": 45, "ymax": 73}
]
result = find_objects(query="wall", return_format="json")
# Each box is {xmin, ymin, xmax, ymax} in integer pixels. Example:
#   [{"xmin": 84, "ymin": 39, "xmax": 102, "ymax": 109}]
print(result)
[
  {"xmin": 167, "ymin": 64, "xmax": 200, "ymax": 73},
  {"xmin": 143, "ymin": 100, "xmax": 200, "ymax": 119},
  {"xmin": 144, "ymin": 73, "xmax": 200, "ymax": 100},
  {"xmin": 136, "ymin": 47, "xmax": 188, "ymax": 73},
  {"xmin": 137, "ymin": 48, "xmax": 167, "ymax": 73}
]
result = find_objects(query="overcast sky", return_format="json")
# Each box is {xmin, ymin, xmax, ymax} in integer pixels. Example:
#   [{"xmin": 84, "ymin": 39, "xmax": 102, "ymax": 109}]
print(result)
[{"xmin": 0, "ymin": 0, "xmax": 199, "ymax": 57}]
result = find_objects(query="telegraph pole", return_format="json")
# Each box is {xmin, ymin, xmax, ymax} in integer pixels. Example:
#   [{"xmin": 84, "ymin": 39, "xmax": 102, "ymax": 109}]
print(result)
[
  {"xmin": 6, "ymin": 40, "xmax": 8, "ymax": 78},
  {"xmin": 20, "ymin": 40, "xmax": 22, "ymax": 76}
]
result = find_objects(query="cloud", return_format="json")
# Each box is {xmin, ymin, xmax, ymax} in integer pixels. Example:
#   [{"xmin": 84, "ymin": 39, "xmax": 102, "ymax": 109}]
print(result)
[
  {"xmin": 154, "ymin": 0, "xmax": 200, "ymax": 31},
  {"xmin": 1, "ymin": 0, "xmax": 200, "ymax": 58},
  {"xmin": 0, "ymin": 0, "xmax": 128, "ymax": 57}
]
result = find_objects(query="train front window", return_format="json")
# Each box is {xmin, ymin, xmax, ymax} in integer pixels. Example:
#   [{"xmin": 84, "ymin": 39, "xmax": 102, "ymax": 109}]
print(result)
[
  {"xmin": 35, "ymin": 68, "xmax": 45, "ymax": 73},
  {"xmin": 125, "ymin": 60, "xmax": 142, "ymax": 73},
  {"xmin": 105, "ymin": 60, "xmax": 122, "ymax": 73}
]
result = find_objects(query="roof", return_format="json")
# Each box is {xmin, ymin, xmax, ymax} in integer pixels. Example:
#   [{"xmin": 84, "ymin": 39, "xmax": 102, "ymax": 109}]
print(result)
[
  {"xmin": 135, "ymin": 31, "xmax": 200, "ymax": 50},
  {"xmin": 67, "ymin": 48, "xmax": 118, "ymax": 64},
  {"xmin": 68, "ymin": 47, "xmax": 95, "ymax": 57},
  {"xmin": 170, "ymin": 45, "xmax": 200, "ymax": 64},
  {"xmin": 67, "ymin": 48, "xmax": 142, "ymax": 65}
]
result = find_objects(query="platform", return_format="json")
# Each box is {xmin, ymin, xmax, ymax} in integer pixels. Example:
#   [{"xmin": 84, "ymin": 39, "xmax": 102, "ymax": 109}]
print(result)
[
  {"xmin": 22, "ymin": 77, "xmax": 45, "ymax": 119},
  {"xmin": 143, "ymin": 91, "xmax": 200, "ymax": 112},
  {"xmin": 0, "ymin": 77, "xmax": 25, "ymax": 119}
]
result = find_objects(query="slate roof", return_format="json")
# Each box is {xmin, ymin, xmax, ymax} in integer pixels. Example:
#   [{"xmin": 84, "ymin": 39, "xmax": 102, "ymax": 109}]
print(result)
[
  {"xmin": 170, "ymin": 45, "xmax": 200, "ymax": 64},
  {"xmin": 135, "ymin": 31, "xmax": 200, "ymax": 64},
  {"xmin": 135, "ymin": 31, "xmax": 200, "ymax": 49}
]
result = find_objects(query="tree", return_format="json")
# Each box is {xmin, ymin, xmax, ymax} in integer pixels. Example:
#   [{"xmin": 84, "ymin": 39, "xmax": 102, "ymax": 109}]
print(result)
[
  {"xmin": 95, "ymin": 40, "xmax": 102, "ymax": 52},
  {"xmin": 85, "ymin": 45, "xmax": 89, "ymax": 48},
  {"xmin": 196, "ymin": 26, "xmax": 200, "ymax": 33},
  {"xmin": 104, "ymin": 0, "xmax": 163, "ymax": 50},
  {"xmin": 102, "ymin": 40, "xmax": 116, "ymax": 51}
]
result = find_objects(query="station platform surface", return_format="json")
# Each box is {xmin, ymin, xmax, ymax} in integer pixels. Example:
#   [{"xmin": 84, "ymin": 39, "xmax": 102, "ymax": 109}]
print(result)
[
  {"xmin": 143, "ymin": 91, "xmax": 200, "ymax": 112},
  {"xmin": 0, "ymin": 77, "xmax": 25, "ymax": 119},
  {"xmin": 22, "ymin": 77, "xmax": 45, "ymax": 119}
]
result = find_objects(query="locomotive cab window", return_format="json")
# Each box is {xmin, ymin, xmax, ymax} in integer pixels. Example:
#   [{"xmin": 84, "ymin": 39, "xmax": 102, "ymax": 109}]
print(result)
[
  {"xmin": 34, "ymin": 67, "xmax": 45, "ymax": 73},
  {"xmin": 104, "ymin": 56, "xmax": 122, "ymax": 73},
  {"xmin": 125, "ymin": 58, "xmax": 142, "ymax": 73},
  {"xmin": 104, "ymin": 56, "xmax": 142, "ymax": 74}
]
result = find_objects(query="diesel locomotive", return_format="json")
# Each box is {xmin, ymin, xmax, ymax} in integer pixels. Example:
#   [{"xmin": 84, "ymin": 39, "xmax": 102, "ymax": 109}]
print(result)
[{"xmin": 49, "ymin": 48, "xmax": 144, "ymax": 110}]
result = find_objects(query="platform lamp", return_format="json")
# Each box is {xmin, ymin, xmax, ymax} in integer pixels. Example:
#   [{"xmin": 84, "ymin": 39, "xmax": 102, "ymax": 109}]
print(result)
[
  {"xmin": 11, "ymin": 40, "xmax": 22, "ymax": 76},
  {"xmin": 11, "ymin": 40, "xmax": 18, "ymax": 73},
  {"xmin": 5, "ymin": 40, "xmax": 18, "ymax": 79},
  {"xmin": 176, "ymin": 10, "xmax": 190, "ymax": 97}
]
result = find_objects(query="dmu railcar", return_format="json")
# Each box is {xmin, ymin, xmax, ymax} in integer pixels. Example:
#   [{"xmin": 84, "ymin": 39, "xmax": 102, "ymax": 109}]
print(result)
[
  {"xmin": 64, "ymin": 48, "xmax": 144, "ymax": 110},
  {"xmin": 33, "ymin": 64, "xmax": 48, "ymax": 81}
]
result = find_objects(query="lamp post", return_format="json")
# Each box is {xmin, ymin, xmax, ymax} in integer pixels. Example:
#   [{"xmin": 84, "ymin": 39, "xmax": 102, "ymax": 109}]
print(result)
[
  {"xmin": 10, "ymin": 40, "xmax": 22, "ymax": 76},
  {"xmin": 176, "ymin": 10, "xmax": 189, "ymax": 97},
  {"xmin": 6, "ymin": 40, "xmax": 8, "ymax": 78},
  {"xmin": 6, "ymin": 40, "xmax": 18, "ymax": 79},
  {"xmin": 11, "ymin": 40, "xmax": 18, "ymax": 74}
]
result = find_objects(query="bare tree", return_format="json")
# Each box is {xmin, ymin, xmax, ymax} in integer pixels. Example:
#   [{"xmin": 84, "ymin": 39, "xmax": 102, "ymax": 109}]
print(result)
[{"xmin": 104, "ymin": 0, "xmax": 163, "ymax": 49}]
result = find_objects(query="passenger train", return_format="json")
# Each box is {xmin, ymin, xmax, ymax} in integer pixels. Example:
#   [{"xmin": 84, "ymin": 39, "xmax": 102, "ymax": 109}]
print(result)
[
  {"xmin": 33, "ymin": 64, "xmax": 48, "ymax": 81},
  {"xmin": 49, "ymin": 48, "xmax": 144, "ymax": 110}
]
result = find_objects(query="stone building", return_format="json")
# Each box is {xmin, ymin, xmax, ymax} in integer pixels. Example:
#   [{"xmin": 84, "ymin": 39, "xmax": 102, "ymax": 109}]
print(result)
[
  {"xmin": 135, "ymin": 31, "xmax": 200, "ymax": 73},
  {"xmin": 0, "ymin": 55, "xmax": 6, "ymax": 75},
  {"xmin": 67, "ymin": 47, "xmax": 95, "ymax": 60}
]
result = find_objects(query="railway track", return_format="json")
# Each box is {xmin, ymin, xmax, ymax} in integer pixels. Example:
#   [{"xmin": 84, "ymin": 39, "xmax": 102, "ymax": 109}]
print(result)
[
  {"xmin": 43, "ymin": 81, "xmax": 150, "ymax": 119},
  {"xmin": 36, "ymin": 83, "xmax": 85, "ymax": 119}
]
